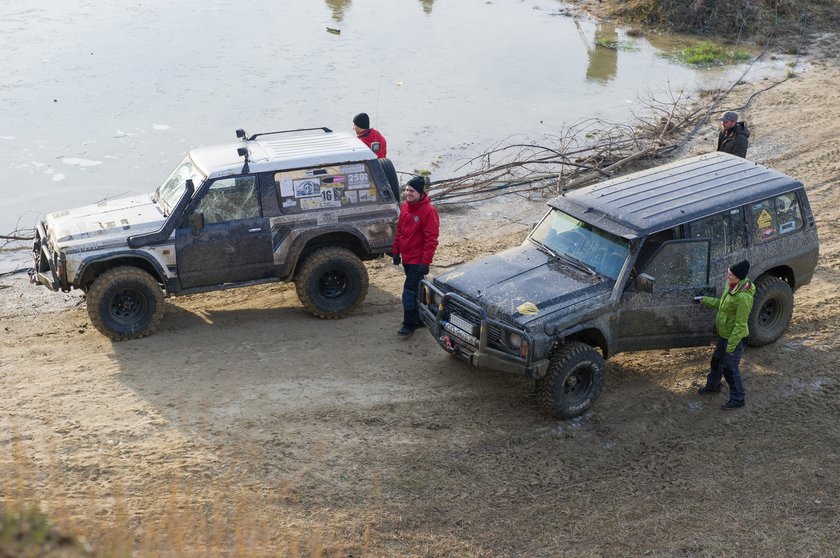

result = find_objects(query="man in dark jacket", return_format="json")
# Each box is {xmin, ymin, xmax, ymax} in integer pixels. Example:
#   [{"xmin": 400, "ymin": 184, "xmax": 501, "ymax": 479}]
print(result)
[
  {"xmin": 353, "ymin": 112, "xmax": 388, "ymax": 159},
  {"xmin": 392, "ymin": 175, "xmax": 439, "ymax": 337},
  {"xmin": 716, "ymin": 111, "xmax": 750, "ymax": 158}
]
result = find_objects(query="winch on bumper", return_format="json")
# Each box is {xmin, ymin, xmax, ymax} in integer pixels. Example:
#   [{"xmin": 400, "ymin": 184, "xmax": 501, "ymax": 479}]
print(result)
[
  {"xmin": 418, "ymin": 280, "xmax": 550, "ymax": 378},
  {"xmin": 29, "ymin": 222, "xmax": 66, "ymax": 291}
]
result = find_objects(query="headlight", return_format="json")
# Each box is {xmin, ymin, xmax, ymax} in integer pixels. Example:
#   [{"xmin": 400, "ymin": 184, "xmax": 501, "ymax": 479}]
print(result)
[
  {"xmin": 423, "ymin": 286, "xmax": 440, "ymax": 309},
  {"xmin": 508, "ymin": 331, "xmax": 528, "ymax": 359}
]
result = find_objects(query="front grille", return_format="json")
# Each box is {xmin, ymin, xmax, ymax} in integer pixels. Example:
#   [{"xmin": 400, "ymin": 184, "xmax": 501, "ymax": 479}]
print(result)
[
  {"xmin": 444, "ymin": 298, "xmax": 508, "ymax": 351},
  {"xmin": 486, "ymin": 325, "xmax": 505, "ymax": 349},
  {"xmin": 447, "ymin": 298, "xmax": 482, "ymax": 325}
]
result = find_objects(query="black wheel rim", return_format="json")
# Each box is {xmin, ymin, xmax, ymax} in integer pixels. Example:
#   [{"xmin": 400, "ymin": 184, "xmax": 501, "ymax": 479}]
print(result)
[
  {"xmin": 108, "ymin": 287, "xmax": 148, "ymax": 325},
  {"xmin": 319, "ymin": 269, "xmax": 350, "ymax": 299},
  {"xmin": 562, "ymin": 363, "xmax": 595, "ymax": 406},
  {"xmin": 758, "ymin": 298, "xmax": 780, "ymax": 329}
]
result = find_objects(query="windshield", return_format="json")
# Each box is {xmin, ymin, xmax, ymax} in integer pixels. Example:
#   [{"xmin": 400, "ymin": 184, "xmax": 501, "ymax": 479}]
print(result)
[
  {"xmin": 530, "ymin": 208, "xmax": 630, "ymax": 280},
  {"xmin": 155, "ymin": 158, "xmax": 204, "ymax": 214}
]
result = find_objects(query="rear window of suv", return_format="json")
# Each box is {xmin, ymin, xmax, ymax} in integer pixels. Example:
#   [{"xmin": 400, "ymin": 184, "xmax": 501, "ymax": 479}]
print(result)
[
  {"xmin": 273, "ymin": 164, "xmax": 380, "ymax": 213},
  {"xmin": 749, "ymin": 191, "xmax": 804, "ymax": 244}
]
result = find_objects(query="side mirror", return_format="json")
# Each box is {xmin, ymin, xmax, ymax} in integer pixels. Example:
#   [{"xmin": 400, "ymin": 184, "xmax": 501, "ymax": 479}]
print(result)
[
  {"xmin": 635, "ymin": 273, "xmax": 655, "ymax": 294},
  {"xmin": 370, "ymin": 141, "xmax": 380, "ymax": 153},
  {"xmin": 191, "ymin": 211, "xmax": 205, "ymax": 233}
]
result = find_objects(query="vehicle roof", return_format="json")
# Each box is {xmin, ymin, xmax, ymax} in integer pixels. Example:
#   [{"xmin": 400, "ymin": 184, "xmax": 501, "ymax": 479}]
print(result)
[
  {"xmin": 549, "ymin": 152, "xmax": 804, "ymax": 238},
  {"xmin": 188, "ymin": 128, "xmax": 375, "ymax": 179}
]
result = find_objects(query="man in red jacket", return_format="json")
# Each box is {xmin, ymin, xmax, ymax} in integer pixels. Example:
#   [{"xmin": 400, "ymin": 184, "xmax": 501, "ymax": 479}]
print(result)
[
  {"xmin": 392, "ymin": 175, "xmax": 440, "ymax": 337},
  {"xmin": 353, "ymin": 112, "xmax": 388, "ymax": 158}
]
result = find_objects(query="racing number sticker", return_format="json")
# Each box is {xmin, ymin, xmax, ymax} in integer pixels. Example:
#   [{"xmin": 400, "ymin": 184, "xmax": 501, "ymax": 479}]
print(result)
[{"xmin": 320, "ymin": 185, "xmax": 342, "ymax": 208}]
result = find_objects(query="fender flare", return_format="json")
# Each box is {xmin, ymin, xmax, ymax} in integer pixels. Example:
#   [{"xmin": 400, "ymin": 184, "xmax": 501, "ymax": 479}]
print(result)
[
  {"xmin": 281, "ymin": 226, "xmax": 372, "ymax": 280},
  {"xmin": 75, "ymin": 250, "xmax": 169, "ymax": 290}
]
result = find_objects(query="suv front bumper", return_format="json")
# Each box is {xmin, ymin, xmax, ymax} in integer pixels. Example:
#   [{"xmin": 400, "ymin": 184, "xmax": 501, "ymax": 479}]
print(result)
[{"xmin": 418, "ymin": 280, "xmax": 549, "ymax": 378}]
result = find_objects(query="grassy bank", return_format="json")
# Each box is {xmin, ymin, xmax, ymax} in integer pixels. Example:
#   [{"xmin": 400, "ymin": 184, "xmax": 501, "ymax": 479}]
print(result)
[{"xmin": 604, "ymin": 0, "xmax": 840, "ymax": 50}]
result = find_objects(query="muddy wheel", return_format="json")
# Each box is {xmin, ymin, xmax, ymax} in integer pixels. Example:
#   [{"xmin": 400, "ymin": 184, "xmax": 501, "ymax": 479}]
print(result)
[
  {"xmin": 86, "ymin": 266, "xmax": 165, "ymax": 341},
  {"xmin": 536, "ymin": 341, "xmax": 605, "ymax": 419},
  {"xmin": 747, "ymin": 276, "xmax": 793, "ymax": 347},
  {"xmin": 378, "ymin": 158, "xmax": 400, "ymax": 203},
  {"xmin": 295, "ymin": 247, "xmax": 369, "ymax": 319}
]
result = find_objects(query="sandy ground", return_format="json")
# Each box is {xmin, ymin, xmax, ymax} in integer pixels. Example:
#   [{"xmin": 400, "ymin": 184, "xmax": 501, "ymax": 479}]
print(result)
[{"xmin": 3, "ymin": 25, "xmax": 840, "ymax": 558}]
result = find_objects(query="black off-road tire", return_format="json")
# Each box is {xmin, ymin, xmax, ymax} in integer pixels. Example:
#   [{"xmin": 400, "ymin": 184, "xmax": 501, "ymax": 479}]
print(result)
[
  {"xmin": 295, "ymin": 247, "xmax": 369, "ymax": 319},
  {"xmin": 536, "ymin": 341, "xmax": 606, "ymax": 419},
  {"xmin": 747, "ymin": 275, "xmax": 793, "ymax": 347},
  {"xmin": 378, "ymin": 158, "xmax": 401, "ymax": 203},
  {"xmin": 86, "ymin": 266, "xmax": 165, "ymax": 341}
]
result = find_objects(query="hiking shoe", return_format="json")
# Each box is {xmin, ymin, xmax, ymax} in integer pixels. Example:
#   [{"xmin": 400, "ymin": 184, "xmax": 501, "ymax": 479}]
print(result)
[
  {"xmin": 721, "ymin": 400, "xmax": 745, "ymax": 411},
  {"xmin": 697, "ymin": 386, "xmax": 721, "ymax": 396},
  {"xmin": 397, "ymin": 325, "xmax": 415, "ymax": 337}
]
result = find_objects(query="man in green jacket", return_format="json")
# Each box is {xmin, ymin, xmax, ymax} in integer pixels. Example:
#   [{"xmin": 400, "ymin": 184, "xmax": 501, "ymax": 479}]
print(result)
[{"xmin": 695, "ymin": 260, "xmax": 756, "ymax": 410}]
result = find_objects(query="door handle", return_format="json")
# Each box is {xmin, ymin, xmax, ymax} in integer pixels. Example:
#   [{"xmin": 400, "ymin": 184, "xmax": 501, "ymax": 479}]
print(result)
[{"xmin": 248, "ymin": 228, "xmax": 262, "ymax": 233}]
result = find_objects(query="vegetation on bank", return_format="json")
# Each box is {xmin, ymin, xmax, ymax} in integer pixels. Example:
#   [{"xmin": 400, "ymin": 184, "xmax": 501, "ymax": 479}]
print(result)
[
  {"xmin": 668, "ymin": 40, "xmax": 752, "ymax": 66},
  {"xmin": 604, "ymin": 0, "xmax": 840, "ymax": 49}
]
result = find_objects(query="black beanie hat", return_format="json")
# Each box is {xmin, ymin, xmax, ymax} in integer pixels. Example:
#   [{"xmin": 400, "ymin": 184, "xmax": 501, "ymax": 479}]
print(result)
[
  {"xmin": 730, "ymin": 260, "xmax": 750, "ymax": 280},
  {"xmin": 407, "ymin": 175, "xmax": 426, "ymax": 194},
  {"xmin": 353, "ymin": 112, "xmax": 370, "ymax": 129}
]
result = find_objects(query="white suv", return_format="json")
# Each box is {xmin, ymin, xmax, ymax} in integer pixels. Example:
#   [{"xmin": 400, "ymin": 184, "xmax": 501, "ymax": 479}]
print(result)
[{"xmin": 31, "ymin": 127, "xmax": 401, "ymax": 340}]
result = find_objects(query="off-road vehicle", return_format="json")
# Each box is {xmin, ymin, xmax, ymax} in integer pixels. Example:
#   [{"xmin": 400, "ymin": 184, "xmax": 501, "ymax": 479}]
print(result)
[
  {"xmin": 31, "ymin": 127, "xmax": 401, "ymax": 340},
  {"xmin": 419, "ymin": 152, "xmax": 819, "ymax": 418}
]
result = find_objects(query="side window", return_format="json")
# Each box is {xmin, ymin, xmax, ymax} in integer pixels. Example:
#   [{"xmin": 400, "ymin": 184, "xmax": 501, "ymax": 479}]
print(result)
[
  {"xmin": 687, "ymin": 208, "xmax": 747, "ymax": 259},
  {"xmin": 274, "ymin": 164, "xmax": 379, "ymax": 213},
  {"xmin": 644, "ymin": 239, "xmax": 709, "ymax": 288},
  {"xmin": 195, "ymin": 176, "xmax": 260, "ymax": 224},
  {"xmin": 750, "ymin": 191, "xmax": 804, "ymax": 244}
]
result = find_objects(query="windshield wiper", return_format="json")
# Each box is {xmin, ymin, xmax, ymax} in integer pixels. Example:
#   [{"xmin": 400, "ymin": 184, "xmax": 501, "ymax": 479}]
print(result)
[
  {"xmin": 531, "ymin": 238, "xmax": 560, "ymax": 259},
  {"xmin": 530, "ymin": 238, "xmax": 597, "ymax": 276},
  {"xmin": 556, "ymin": 252, "xmax": 598, "ymax": 276}
]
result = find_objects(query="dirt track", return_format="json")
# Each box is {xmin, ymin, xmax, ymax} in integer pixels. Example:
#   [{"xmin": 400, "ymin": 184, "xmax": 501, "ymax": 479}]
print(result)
[{"xmin": 3, "ymin": 38, "xmax": 840, "ymax": 558}]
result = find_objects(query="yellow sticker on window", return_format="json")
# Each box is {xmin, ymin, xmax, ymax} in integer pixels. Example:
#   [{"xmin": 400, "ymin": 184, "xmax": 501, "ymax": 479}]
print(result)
[{"xmin": 756, "ymin": 209, "xmax": 773, "ymax": 229}]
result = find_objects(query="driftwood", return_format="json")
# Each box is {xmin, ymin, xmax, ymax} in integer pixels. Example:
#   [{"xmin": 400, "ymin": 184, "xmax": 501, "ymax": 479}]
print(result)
[{"xmin": 425, "ymin": 83, "xmax": 713, "ymax": 205}]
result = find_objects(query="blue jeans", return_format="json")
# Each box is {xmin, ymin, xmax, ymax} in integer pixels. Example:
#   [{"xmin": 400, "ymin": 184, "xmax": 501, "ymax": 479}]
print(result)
[
  {"xmin": 401, "ymin": 264, "xmax": 426, "ymax": 329},
  {"xmin": 706, "ymin": 336, "xmax": 746, "ymax": 404}
]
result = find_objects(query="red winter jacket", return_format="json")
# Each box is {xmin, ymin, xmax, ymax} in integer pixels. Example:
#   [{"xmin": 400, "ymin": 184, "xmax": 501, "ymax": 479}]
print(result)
[
  {"xmin": 392, "ymin": 194, "xmax": 439, "ymax": 265},
  {"xmin": 356, "ymin": 128, "xmax": 387, "ymax": 158}
]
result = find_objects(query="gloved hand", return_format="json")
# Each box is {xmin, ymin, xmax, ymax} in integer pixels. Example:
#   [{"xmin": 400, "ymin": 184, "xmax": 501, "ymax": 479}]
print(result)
[
  {"xmin": 392, "ymin": 254, "xmax": 401, "ymax": 266},
  {"xmin": 693, "ymin": 296, "xmax": 703, "ymax": 304},
  {"xmin": 418, "ymin": 263, "xmax": 430, "ymax": 275}
]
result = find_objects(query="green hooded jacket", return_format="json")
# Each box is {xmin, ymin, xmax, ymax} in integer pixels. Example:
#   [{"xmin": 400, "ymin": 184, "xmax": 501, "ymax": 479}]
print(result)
[{"xmin": 700, "ymin": 277, "xmax": 756, "ymax": 352}]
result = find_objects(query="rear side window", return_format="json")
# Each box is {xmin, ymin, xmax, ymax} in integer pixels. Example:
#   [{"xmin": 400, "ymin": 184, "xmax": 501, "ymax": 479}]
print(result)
[
  {"xmin": 274, "ymin": 164, "xmax": 379, "ymax": 213},
  {"xmin": 749, "ymin": 191, "xmax": 804, "ymax": 244}
]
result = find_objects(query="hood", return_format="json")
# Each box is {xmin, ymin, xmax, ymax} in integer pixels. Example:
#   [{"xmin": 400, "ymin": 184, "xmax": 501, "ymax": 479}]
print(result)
[
  {"xmin": 434, "ymin": 242, "xmax": 613, "ymax": 327},
  {"xmin": 44, "ymin": 193, "xmax": 167, "ymax": 250},
  {"xmin": 735, "ymin": 122, "xmax": 750, "ymax": 138}
]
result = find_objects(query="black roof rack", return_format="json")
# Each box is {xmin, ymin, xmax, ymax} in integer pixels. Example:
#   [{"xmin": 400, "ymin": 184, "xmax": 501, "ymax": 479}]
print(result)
[{"xmin": 236, "ymin": 127, "xmax": 333, "ymax": 142}]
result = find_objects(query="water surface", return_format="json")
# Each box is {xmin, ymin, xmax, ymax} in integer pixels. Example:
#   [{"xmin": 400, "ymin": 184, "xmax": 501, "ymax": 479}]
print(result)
[{"xmin": 0, "ymin": 0, "xmax": 790, "ymax": 271}]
